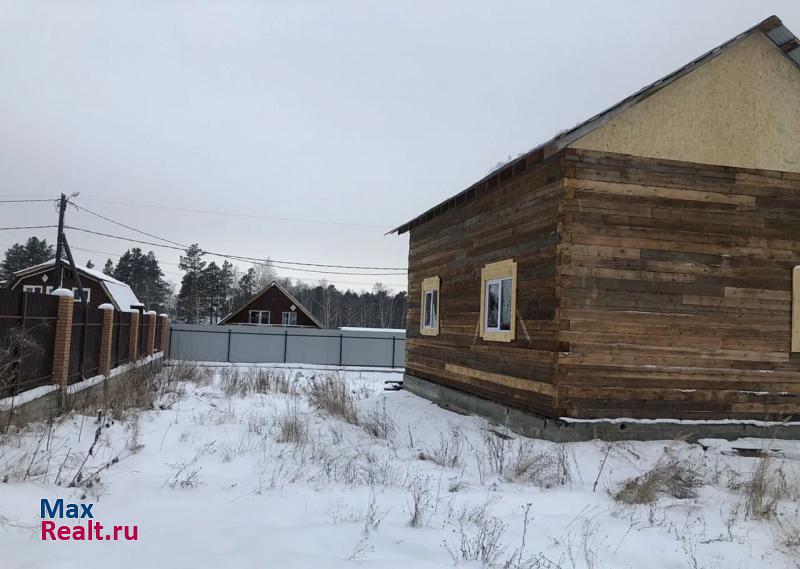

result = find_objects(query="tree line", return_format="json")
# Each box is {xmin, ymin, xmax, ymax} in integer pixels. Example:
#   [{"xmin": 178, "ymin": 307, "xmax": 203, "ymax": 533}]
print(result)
[
  {"xmin": 1, "ymin": 237, "xmax": 407, "ymax": 329},
  {"xmin": 175, "ymin": 243, "xmax": 407, "ymax": 329}
]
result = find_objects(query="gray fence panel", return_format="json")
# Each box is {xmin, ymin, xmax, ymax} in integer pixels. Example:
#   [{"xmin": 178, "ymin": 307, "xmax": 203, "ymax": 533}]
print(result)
[
  {"xmin": 170, "ymin": 327, "xmax": 228, "ymax": 362},
  {"xmin": 286, "ymin": 333, "xmax": 341, "ymax": 365},
  {"xmin": 394, "ymin": 339, "xmax": 406, "ymax": 367},
  {"xmin": 229, "ymin": 331, "xmax": 285, "ymax": 363},
  {"xmin": 342, "ymin": 335, "xmax": 394, "ymax": 367},
  {"xmin": 169, "ymin": 324, "xmax": 406, "ymax": 367}
]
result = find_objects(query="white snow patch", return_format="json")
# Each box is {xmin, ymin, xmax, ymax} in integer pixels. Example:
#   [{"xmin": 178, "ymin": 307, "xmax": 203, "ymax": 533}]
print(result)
[
  {"xmin": 0, "ymin": 363, "xmax": 798, "ymax": 569},
  {"xmin": 49, "ymin": 287, "xmax": 73, "ymax": 297},
  {"xmin": 0, "ymin": 384, "xmax": 58, "ymax": 411}
]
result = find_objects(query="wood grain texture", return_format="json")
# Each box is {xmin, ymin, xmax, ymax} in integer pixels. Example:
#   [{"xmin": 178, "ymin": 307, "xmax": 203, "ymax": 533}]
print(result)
[
  {"xmin": 406, "ymin": 148, "xmax": 800, "ymax": 421},
  {"xmin": 557, "ymin": 149, "xmax": 800, "ymax": 420}
]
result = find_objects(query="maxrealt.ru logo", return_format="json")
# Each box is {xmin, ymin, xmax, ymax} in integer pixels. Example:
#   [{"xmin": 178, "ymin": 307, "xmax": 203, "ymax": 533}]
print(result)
[{"xmin": 40, "ymin": 499, "xmax": 139, "ymax": 541}]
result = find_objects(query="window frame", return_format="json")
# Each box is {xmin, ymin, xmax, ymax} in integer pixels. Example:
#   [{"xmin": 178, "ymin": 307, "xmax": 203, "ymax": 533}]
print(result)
[
  {"xmin": 282, "ymin": 311, "xmax": 297, "ymax": 326},
  {"xmin": 72, "ymin": 287, "xmax": 91, "ymax": 303},
  {"xmin": 248, "ymin": 310, "xmax": 271, "ymax": 325},
  {"xmin": 420, "ymin": 276, "xmax": 440, "ymax": 336},
  {"xmin": 479, "ymin": 259, "xmax": 517, "ymax": 342},
  {"xmin": 22, "ymin": 285, "xmax": 43, "ymax": 294}
]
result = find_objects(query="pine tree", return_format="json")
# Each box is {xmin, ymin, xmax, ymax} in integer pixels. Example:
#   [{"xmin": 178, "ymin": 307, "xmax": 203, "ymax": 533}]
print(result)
[
  {"xmin": 199, "ymin": 261, "xmax": 222, "ymax": 323},
  {"xmin": 219, "ymin": 261, "xmax": 235, "ymax": 316},
  {"xmin": 103, "ymin": 259, "xmax": 115, "ymax": 275},
  {"xmin": 177, "ymin": 244, "xmax": 206, "ymax": 323},
  {"xmin": 113, "ymin": 248, "xmax": 170, "ymax": 313},
  {"xmin": 233, "ymin": 268, "xmax": 257, "ymax": 309},
  {"xmin": 1, "ymin": 237, "xmax": 55, "ymax": 280}
]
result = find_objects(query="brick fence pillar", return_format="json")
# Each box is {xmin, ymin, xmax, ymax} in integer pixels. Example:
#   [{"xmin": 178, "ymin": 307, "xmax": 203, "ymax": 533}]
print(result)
[
  {"xmin": 50, "ymin": 288, "xmax": 75, "ymax": 388},
  {"xmin": 146, "ymin": 311, "xmax": 157, "ymax": 356},
  {"xmin": 129, "ymin": 310, "xmax": 140, "ymax": 362},
  {"xmin": 159, "ymin": 314, "xmax": 169, "ymax": 353},
  {"xmin": 98, "ymin": 304, "xmax": 115, "ymax": 376}
]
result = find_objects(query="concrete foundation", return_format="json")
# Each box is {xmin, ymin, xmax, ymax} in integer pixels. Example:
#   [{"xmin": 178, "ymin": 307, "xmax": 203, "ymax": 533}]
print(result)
[
  {"xmin": 403, "ymin": 374, "xmax": 800, "ymax": 442},
  {"xmin": 0, "ymin": 357, "xmax": 163, "ymax": 430}
]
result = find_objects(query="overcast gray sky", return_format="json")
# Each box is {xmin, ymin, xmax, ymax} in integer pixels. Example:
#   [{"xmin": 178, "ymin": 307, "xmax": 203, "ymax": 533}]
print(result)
[{"xmin": 1, "ymin": 1, "xmax": 798, "ymax": 291}]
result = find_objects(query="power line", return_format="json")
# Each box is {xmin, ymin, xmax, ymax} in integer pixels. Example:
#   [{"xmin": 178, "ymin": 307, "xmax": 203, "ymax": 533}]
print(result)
[
  {"xmin": 0, "ymin": 199, "xmax": 55, "ymax": 204},
  {"xmin": 73, "ymin": 196, "xmax": 389, "ymax": 229},
  {"xmin": 64, "ymin": 226, "xmax": 408, "ymax": 277},
  {"xmin": 0, "ymin": 225, "xmax": 58, "ymax": 231},
  {"xmin": 71, "ymin": 202, "xmax": 187, "ymax": 248},
  {"xmin": 69, "ymin": 204, "xmax": 407, "ymax": 270}
]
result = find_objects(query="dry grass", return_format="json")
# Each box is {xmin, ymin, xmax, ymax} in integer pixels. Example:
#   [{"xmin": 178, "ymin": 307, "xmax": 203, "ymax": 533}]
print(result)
[
  {"xmin": 220, "ymin": 367, "xmax": 295, "ymax": 397},
  {"xmin": 161, "ymin": 361, "xmax": 213, "ymax": 385},
  {"xmin": 361, "ymin": 400, "xmax": 396, "ymax": 439},
  {"xmin": 482, "ymin": 427, "xmax": 513, "ymax": 476},
  {"xmin": 418, "ymin": 425, "xmax": 464, "ymax": 468},
  {"xmin": 509, "ymin": 442, "xmax": 571, "ymax": 489},
  {"xmin": 406, "ymin": 476, "xmax": 433, "ymax": 528},
  {"xmin": 614, "ymin": 452, "xmax": 702, "ymax": 504},
  {"xmin": 444, "ymin": 514, "xmax": 508, "ymax": 567},
  {"xmin": 276, "ymin": 402, "xmax": 308, "ymax": 445},
  {"xmin": 306, "ymin": 374, "xmax": 359, "ymax": 425},
  {"xmin": 743, "ymin": 454, "xmax": 793, "ymax": 520}
]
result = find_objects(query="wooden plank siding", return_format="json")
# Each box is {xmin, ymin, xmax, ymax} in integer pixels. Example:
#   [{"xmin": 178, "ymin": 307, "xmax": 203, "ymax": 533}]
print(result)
[
  {"xmin": 406, "ymin": 148, "xmax": 800, "ymax": 422},
  {"xmin": 406, "ymin": 154, "xmax": 565, "ymax": 417},
  {"xmin": 557, "ymin": 149, "xmax": 800, "ymax": 420}
]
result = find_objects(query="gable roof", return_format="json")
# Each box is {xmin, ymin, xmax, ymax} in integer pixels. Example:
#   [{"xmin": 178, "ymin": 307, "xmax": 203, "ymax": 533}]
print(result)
[
  {"xmin": 391, "ymin": 15, "xmax": 800, "ymax": 235},
  {"xmin": 11, "ymin": 259, "xmax": 144, "ymax": 311},
  {"xmin": 219, "ymin": 280, "xmax": 324, "ymax": 327}
]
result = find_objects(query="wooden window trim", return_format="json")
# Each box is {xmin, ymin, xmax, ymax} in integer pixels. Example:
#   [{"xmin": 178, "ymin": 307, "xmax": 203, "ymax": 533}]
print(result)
[
  {"xmin": 23, "ymin": 285, "xmax": 43, "ymax": 294},
  {"xmin": 480, "ymin": 259, "xmax": 517, "ymax": 342},
  {"xmin": 282, "ymin": 311, "xmax": 297, "ymax": 326},
  {"xmin": 420, "ymin": 276, "xmax": 440, "ymax": 336}
]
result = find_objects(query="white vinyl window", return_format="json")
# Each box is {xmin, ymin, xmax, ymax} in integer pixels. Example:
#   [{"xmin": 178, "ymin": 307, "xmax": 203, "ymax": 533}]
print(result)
[
  {"xmin": 282, "ymin": 311, "xmax": 298, "ymax": 326},
  {"xmin": 480, "ymin": 259, "xmax": 517, "ymax": 342},
  {"xmin": 22, "ymin": 285, "xmax": 43, "ymax": 294},
  {"xmin": 423, "ymin": 290, "xmax": 438, "ymax": 329},
  {"xmin": 72, "ymin": 288, "xmax": 91, "ymax": 302},
  {"xmin": 249, "ymin": 310, "xmax": 270, "ymax": 325},
  {"xmin": 484, "ymin": 277, "xmax": 512, "ymax": 332}
]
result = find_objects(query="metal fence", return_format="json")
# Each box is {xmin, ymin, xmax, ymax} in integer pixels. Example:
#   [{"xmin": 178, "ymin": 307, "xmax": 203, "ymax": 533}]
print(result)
[
  {"xmin": 0, "ymin": 289, "xmax": 59, "ymax": 397},
  {"xmin": 111, "ymin": 311, "xmax": 131, "ymax": 368},
  {"xmin": 68, "ymin": 306, "xmax": 105, "ymax": 383},
  {"xmin": 168, "ymin": 324, "xmax": 405, "ymax": 368},
  {"xmin": 0, "ymin": 289, "xmax": 167, "ymax": 400}
]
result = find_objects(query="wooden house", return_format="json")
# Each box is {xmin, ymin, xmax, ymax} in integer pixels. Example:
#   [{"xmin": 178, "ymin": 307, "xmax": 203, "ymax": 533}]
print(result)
[
  {"xmin": 219, "ymin": 281, "xmax": 323, "ymax": 328},
  {"xmin": 393, "ymin": 16, "xmax": 800, "ymax": 428},
  {"xmin": 8, "ymin": 260, "xmax": 144, "ymax": 312}
]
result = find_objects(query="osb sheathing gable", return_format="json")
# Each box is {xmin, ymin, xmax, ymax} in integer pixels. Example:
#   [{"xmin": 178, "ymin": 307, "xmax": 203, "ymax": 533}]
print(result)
[{"xmin": 571, "ymin": 32, "xmax": 800, "ymax": 172}]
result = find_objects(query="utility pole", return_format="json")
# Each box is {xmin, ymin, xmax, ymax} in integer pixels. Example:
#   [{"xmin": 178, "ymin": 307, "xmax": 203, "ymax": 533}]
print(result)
[{"xmin": 54, "ymin": 193, "xmax": 67, "ymax": 288}]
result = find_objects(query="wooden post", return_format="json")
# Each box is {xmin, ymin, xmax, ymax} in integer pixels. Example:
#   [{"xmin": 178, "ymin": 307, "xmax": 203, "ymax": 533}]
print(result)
[
  {"xmin": 98, "ymin": 304, "xmax": 115, "ymax": 376},
  {"xmin": 129, "ymin": 311, "xmax": 140, "ymax": 362},
  {"xmin": 146, "ymin": 311, "xmax": 157, "ymax": 356},
  {"xmin": 51, "ymin": 288, "xmax": 75, "ymax": 388}
]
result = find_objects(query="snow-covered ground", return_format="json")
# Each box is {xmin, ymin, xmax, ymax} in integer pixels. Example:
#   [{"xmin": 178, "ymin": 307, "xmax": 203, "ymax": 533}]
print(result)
[{"xmin": 1, "ymin": 364, "xmax": 799, "ymax": 569}]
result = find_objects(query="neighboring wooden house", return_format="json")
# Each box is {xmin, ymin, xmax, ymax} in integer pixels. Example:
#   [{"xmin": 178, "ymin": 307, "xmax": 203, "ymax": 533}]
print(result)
[
  {"xmin": 393, "ymin": 16, "xmax": 800, "ymax": 425},
  {"xmin": 7, "ymin": 260, "xmax": 144, "ymax": 312},
  {"xmin": 219, "ymin": 281, "xmax": 323, "ymax": 327}
]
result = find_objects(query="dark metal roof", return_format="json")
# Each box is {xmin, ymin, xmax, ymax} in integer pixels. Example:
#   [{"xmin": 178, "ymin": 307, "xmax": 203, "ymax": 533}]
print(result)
[{"xmin": 391, "ymin": 15, "xmax": 799, "ymax": 235}]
